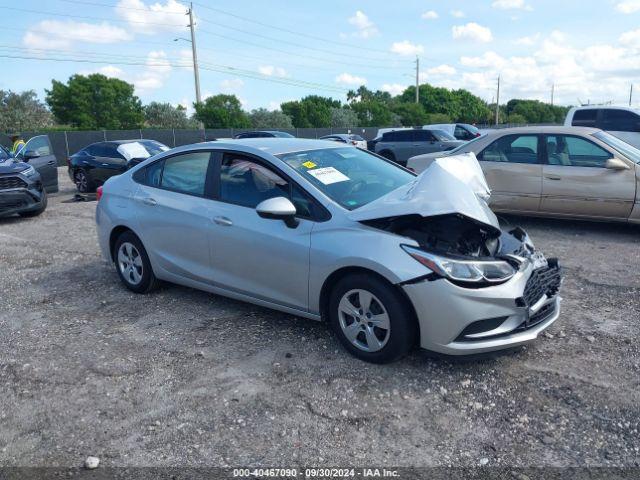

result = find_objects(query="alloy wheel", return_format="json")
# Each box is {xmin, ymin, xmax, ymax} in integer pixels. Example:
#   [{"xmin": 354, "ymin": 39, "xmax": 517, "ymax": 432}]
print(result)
[
  {"xmin": 338, "ymin": 289, "xmax": 390, "ymax": 353},
  {"xmin": 75, "ymin": 171, "xmax": 88, "ymax": 192},
  {"xmin": 117, "ymin": 242, "xmax": 143, "ymax": 285}
]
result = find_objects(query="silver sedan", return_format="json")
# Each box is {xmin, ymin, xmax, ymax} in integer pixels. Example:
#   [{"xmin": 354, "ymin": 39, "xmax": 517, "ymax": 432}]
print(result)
[{"xmin": 95, "ymin": 139, "xmax": 562, "ymax": 363}]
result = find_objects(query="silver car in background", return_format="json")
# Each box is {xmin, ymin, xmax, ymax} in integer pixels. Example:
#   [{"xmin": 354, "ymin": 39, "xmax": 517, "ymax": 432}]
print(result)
[
  {"xmin": 96, "ymin": 139, "xmax": 562, "ymax": 363},
  {"xmin": 373, "ymin": 128, "xmax": 465, "ymax": 166}
]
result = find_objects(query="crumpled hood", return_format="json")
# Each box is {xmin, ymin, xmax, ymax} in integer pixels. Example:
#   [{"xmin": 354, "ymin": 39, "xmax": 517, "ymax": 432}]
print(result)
[
  {"xmin": 347, "ymin": 152, "xmax": 499, "ymax": 229},
  {"xmin": 0, "ymin": 158, "xmax": 30, "ymax": 175}
]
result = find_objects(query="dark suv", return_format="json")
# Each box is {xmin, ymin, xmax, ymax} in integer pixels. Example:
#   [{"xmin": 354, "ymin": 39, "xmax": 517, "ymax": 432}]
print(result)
[
  {"xmin": 373, "ymin": 128, "xmax": 464, "ymax": 165},
  {"xmin": 0, "ymin": 146, "xmax": 47, "ymax": 218},
  {"xmin": 68, "ymin": 139, "xmax": 168, "ymax": 192}
]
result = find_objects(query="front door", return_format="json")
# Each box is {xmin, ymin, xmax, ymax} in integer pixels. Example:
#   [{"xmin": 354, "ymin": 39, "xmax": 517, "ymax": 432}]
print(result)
[
  {"xmin": 476, "ymin": 133, "xmax": 542, "ymax": 213},
  {"xmin": 207, "ymin": 152, "xmax": 312, "ymax": 311},
  {"xmin": 133, "ymin": 151, "xmax": 216, "ymax": 283},
  {"xmin": 540, "ymin": 134, "xmax": 636, "ymax": 219},
  {"xmin": 18, "ymin": 135, "xmax": 58, "ymax": 192}
]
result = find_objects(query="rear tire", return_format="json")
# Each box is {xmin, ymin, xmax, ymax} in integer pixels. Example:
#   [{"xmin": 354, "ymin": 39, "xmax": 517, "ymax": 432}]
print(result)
[
  {"xmin": 113, "ymin": 231, "xmax": 159, "ymax": 294},
  {"xmin": 329, "ymin": 273, "xmax": 416, "ymax": 364},
  {"xmin": 19, "ymin": 190, "xmax": 47, "ymax": 217},
  {"xmin": 74, "ymin": 168, "xmax": 96, "ymax": 193}
]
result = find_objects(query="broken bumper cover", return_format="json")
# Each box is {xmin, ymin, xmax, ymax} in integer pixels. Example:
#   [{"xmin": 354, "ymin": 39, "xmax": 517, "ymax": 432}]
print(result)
[
  {"xmin": 403, "ymin": 261, "xmax": 562, "ymax": 355},
  {"xmin": 0, "ymin": 183, "xmax": 45, "ymax": 217}
]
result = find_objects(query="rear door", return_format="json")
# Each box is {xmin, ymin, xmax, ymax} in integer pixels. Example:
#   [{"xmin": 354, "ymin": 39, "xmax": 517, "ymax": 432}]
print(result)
[
  {"xmin": 17, "ymin": 135, "xmax": 58, "ymax": 192},
  {"xmin": 599, "ymin": 109, "xmax": 640, "ymax": 150},
  {"xmin": 412, "ymin": 130, "xmax": 443, "ymax": 156},
  {"xmin": 477, "ymin": 134, "xmax": 542, "ymax": 213},
  {"xmin": 540, "ymin": 134, "xmax": 635, "ymax": 219},
  {"xmin": 388, "ymin": 130, "xmax": 415, "ymax": 164},
  {"xmin": 133, "ymin": 150, "xmax": 217, "ymax": 283}
]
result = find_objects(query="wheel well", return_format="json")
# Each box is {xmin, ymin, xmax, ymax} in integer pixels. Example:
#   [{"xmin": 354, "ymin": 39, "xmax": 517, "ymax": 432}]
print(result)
[
  {"xmin": 319, "ymin": 266, "xmax": 420, "ymax": 338},
  {"xmin": 109, "ymin": 226, "xmax": 133, "ymax": 261},
  {"xmin": 379, "ymin": 149, "xmax": 395, "ymax": 159}
]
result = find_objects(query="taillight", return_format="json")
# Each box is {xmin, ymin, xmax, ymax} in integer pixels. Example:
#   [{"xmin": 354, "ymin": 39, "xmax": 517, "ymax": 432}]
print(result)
[
  {"xmin": 96, "ymin": 186, "xmax": 103, "ymax": 201},
  {"xmin": 351, "ymin": 140, "xmax": 358, "ymax": 145}
]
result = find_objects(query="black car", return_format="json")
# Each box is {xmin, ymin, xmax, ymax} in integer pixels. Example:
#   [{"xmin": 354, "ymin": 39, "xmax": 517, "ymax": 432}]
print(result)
[
  {"xmin": 233, "ymin": 131, "xmax": 295, "ymax": 139},
  {"xmin": 68, "ymin": 139, "xmax": 168, "ymax": 192},
  {"xmin": 0, "ymin": 146, "xmax": 47, "ymax": 218}
]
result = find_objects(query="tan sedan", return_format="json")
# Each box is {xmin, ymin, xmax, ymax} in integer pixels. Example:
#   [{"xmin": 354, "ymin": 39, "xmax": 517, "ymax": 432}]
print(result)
[{"xmin": 406, "ymin": 126, "xmax": 640, "ymax": 224}]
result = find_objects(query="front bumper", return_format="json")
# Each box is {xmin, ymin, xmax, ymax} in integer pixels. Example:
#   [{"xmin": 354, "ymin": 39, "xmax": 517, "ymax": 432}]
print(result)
[
  {"xmin": 0, "ymin": 182, "xmax": 45, "ymax": 217},
  {"xmin": 403, "ymin": 261, "xmax": 562, "ymax": 355}
]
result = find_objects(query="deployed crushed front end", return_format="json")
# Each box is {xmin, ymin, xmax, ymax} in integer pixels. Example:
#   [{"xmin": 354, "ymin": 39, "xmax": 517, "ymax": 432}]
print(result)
[
  {"xmin": 401, "ymin": 224, "xmax": 562, "ymax": 355},
  {"xmin": 352, "ymin": 153, "xmax": 562, "ymax": 355}
]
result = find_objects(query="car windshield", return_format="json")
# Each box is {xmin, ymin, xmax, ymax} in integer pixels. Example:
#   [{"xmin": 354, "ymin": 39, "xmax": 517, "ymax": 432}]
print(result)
[
  {"xmin": 139, "ymin": 141, "xmax": 169, "ymax": 156},
  {"xmin": 432, "ymin": 130, "xmax": 456, "ymax": 141},
  {"xmin": 278, "ymin": 147, "xmax": 415, "ymax": 210},
  {"xmin": 349, "ymin": 134, "xmax": 365, "ymax": 141},
  {"xmin": 272, "ymin": 131, "xmax": 295, "ymax": 138},
  {"xmin": 447, "ymin": 133, "xmax": 487, "ymax": 154},
  {"xmin": 593, "ymin": 131, "xmax": 640, "ymax": 164}
]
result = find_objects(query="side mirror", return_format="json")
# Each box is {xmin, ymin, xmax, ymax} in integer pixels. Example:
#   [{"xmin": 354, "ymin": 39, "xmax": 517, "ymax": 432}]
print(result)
[
  {"xmin": 23, "ymin": 150, "xmax": 40, "ymax": 160},
  {"xmin": 256, "ymin": 197, "xmax": 298, "ymax": 228},
  {"xmin": 605, "ymin": 158, "xmax": 630, "ymax": 170}
]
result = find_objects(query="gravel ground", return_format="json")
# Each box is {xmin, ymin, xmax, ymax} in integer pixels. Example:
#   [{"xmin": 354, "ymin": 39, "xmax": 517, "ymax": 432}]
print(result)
[{"xmin": 0, "ymin": 168, "xmax": 639, "ymax": 470}]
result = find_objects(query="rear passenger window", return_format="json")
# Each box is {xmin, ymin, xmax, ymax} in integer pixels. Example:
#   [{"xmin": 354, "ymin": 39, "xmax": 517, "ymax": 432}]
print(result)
[
  {"xmin": 479, "ymin": 135, "xmax": 539, "ymax": 164},
  {"xmin": 161, "ymin": 152, "xmax": 210, "ymax": 195},
  {"xmin": 414, "ymin": 130, "xmax": 436, "ymax": 142},
  {"xmin": 601, "ymin": 109, "xmax": 640, "ymax": 132},
  {"xmin": 571, "ymin": 109, "xmax": 597, "ymax": 128}
]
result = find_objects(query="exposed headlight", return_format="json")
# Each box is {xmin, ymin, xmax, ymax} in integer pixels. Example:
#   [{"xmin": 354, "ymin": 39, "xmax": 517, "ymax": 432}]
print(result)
[
  {"xmin": 20, "ymin": 165, "xmax": 37, "ymax": 177},
  {"xmin": 401, "ymin": 245, "xmax": 516, "ymax": 284}
]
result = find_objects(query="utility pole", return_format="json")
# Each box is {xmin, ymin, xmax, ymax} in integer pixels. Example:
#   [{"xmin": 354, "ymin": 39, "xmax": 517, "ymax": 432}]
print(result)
[
  {"xmin": 630, "ymin": 84, "xmax": 633, "ymax": 106},
  {"xmin": 551, "ymin": 83, "xmax": 555, "ymax": 106},
  {"xmin": 188, "ymin": 3, "xmax": 202, "ymax": 105},
  {"xmin": 415, "ymin": 57, "xmax": 420, "ymax": 104},
  {"xmin": 495, "ymin": 75, "xmax": 500, "ymax": 126}
]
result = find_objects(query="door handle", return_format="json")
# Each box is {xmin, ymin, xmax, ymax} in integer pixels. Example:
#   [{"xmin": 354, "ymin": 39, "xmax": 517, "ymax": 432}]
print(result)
[
  {"xmin": 545, "ymin": 175, "xmax": 562, "ymax": 181},
  {"xmin": 213, "ymin": 216, "xmax": 233, "ymax": 226},
  {"xmin": 141, "ymin": 197, "xmax": 157, "ymax": 206}
]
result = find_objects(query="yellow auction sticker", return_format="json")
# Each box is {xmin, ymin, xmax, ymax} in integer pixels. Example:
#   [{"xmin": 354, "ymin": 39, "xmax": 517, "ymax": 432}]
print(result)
[{"xmin": 302, "ymin": 161, "xmax": 317, "ymax": 169}]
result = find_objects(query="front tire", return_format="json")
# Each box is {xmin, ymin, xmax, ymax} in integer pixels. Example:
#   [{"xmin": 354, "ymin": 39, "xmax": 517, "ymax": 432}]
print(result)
[
  {"xmin": 113, "ymin": 231, "xmax": 159, "ymax": 293},
  {"xmin": 329, "ymin": 273, "xmax": 416, "ymax": 364}
]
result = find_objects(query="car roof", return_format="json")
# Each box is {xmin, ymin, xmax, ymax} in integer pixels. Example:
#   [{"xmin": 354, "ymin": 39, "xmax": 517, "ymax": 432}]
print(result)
[
  {"xmin": 484, "ymin": 126, "xmax": 602, "ymax": 135},
  {"xmin": 197, "ymin": 138, "xmax": 346, "ymax": 155},
  {"xmin": 570, "ymin": 105, "xmax": 640, "ymax": 112}
]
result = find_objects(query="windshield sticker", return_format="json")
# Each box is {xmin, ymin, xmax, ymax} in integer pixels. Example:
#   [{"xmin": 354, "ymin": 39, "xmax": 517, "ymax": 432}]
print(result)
[
  {"xmin": 307, "ymin": 167, "xmax": 350, "ymax": 185},
  {"xmin": 302, "ymin": 161, "xmax": 317, "ymax": 169}
]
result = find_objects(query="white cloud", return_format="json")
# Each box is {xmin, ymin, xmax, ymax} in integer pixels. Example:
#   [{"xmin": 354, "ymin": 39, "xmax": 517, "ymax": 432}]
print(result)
[
  {"xmin": 335, "ymin": 72, "xmax": 367, "ymax": 85},
  {"xmin": 620, "ymin": 28, "xmax": 640, "ymax": 47},
  {"xmin": 381, "ymin": 83, "xmax": 407, "ymax": 96},
  {"xmin": 450, "ymin": 10, "xmax": 465, "ymax": 18},
  {"xmin": 258, "ymin": 65, "xmax": 289, "ymax": 78},
  {"xmin": 23, "ymin": 20, "xmax": 131, "ymax": 50},
  {"xmin": 616, "ymin": 0, "xmax": 640, "ymax": 13},
  {"xmin": 491, "ymin": 0, "xmax": 532, "ymax": 10},
  {"xmin": 452, "ymin": 23, "xmax": 493, "ymax": 43},
  {"xmin": 347, "ymin": 11, "xmax": 378, "ymax": 39},
  {"xmin": 421, "ymin": 10, "xmax": 439, "ymax": 20},
  {"xmin": 427, "ymin": 64, "xmax": 457, "ymax": 76},
  {"xmin": 390, "ymin": 40, "xmax": 424, "ymax": 56},
  {"xmin": 515, "ymin": 33, "xmax": 540, "ymax": 46},
  {"xmin": 219, "ymin": 78, "xmax": 244, "ymax": 92},
  {"xmin": 115, "ymin": 0, "xmax": 189, "ymax": 35}
]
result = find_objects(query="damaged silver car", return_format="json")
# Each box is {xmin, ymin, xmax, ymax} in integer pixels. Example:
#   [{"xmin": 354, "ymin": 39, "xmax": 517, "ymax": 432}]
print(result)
[{"xmin": 96, "ymin": 139, "xmax": 562, "ymax": 363}]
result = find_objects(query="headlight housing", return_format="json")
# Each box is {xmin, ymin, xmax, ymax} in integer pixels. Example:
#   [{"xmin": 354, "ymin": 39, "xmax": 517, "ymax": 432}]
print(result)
[
  {"xmin": 401, "ymin": 245, "xmax": 517, "ymax": 284},
  {"xmin": 20, "ymin": 165, "xmax": 37, "ymax": 177}
]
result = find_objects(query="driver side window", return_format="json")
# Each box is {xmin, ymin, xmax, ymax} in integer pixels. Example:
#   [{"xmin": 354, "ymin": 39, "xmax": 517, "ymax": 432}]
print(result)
[{"xmin": 219, "ymin": 154, "xmax": 315, "ymax": 218}]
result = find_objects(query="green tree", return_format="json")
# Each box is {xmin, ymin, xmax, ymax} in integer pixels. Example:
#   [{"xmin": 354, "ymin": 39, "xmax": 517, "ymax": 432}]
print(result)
[
  {"xmin": 330, "ymin": 107, "xmax": 359, "ymax": 127},
  {"xmin": 46, "ymin": 74, "xmax": 143, "ymax": 129},
  {"xmin": 193, "ymin": 94, "xmax": 250, "ymax": 128},
  {"xmin": 0, "ymin": 90, "xmax": 53, "ymax": 132},
  {"xmin": 400, "ymin": 84, "xmax": 491, "ymax": 124},
  {"xmin": 505, "ymin": 99, "xmax": 569, "ymax": 124},
  {"xmin": 248, "ymin": 108, "xmax": 294, "ymax": 129},
  {"xmin": 390, "ymin": 102, "xmax": 428, "ymax": 126},
  {"xmin": 144, "ymin": 102, "xmax": 194, "ymax": 128},
  {"xmin": 506, "ymin": 113, "xmax": 527, "ymax": 125},
  {"xmin": 425, "ymin": 113, "xmax": 452, "ymax": 124},
  {"xmin": 346, "ymin": 86, "xmax": 397, "ymax": 127},
  {"xmin": 281, "ymin": 95, "xmax": 341, "ymax": 128}
]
